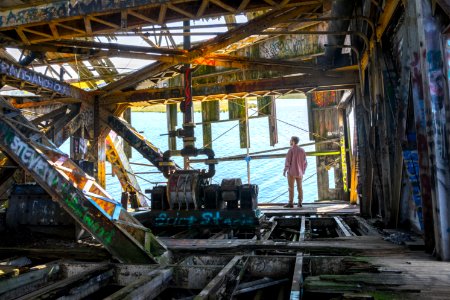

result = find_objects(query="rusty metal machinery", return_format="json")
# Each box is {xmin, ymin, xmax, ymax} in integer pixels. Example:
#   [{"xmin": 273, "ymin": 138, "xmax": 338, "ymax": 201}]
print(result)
[{"xmin": 148, "ymin": 176, "xmax": 258, "ymax": 212}]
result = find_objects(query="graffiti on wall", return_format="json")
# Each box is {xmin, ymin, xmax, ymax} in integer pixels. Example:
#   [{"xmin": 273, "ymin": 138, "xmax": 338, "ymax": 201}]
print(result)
[
  {"xmin": 0, "ymin": 124, "xmax": 116, "ymax": 244},
  {"xmin": 0, "ymin": 0, "xmax": 167, "ymax": 28},
  {"xmin": 403, "ymin": 150, "xmax": 423, "ymax": 230}
]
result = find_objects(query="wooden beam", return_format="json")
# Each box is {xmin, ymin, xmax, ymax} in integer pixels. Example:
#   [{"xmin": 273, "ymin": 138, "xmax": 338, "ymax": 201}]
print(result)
[
  {"xmin": 196, "ymin": 256, "xmax": 244, "ymax": 299},
  {"xmin": 300, "ymin": 216, "xmax": 306, "ymax": 241},
  {"xmin": 290, "ymin": 253, "xmax": 304, "ymax": 300},
  {"xmin": 101, "ymin": 73, "xmax": 358, "ymax": 105},
  {"xmin": 0, "ymin": 263, "xmax": 60, "ymax": 299},
  {"xmin": 106, "ymin": 268, "xmax": 172, "ymax": 300},
  {"xmin": 334, "ymin": 216, "xmax": 355, "ymax": 237},
  {"xmin": 18, "ymin": 264, "xmax": 113, "ymax": 300},
  {"xmin": 101, "ymin": 4, "xmax": 319, "ymax": 94}
]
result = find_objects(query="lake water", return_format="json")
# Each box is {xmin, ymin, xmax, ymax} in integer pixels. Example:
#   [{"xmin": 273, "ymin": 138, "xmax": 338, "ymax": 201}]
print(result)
[{"xmin": 102, "ymin": 98, "xmax": 318, "ymax": 204}]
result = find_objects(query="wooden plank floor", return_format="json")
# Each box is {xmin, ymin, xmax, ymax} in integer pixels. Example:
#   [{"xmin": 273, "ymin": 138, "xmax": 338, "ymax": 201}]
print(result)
[
  {"xmin": 259, "ymin": 201, "xmax": 359, "ymax": 216},
  {"xmin": 304, "ymin": 255, "xmax": 450, "ymax": 299}
]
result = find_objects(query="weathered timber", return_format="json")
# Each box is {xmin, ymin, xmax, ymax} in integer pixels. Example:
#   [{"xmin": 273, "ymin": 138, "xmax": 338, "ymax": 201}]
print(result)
[
  {"xmin": 0, "ymin": 101, "xmax": 165, "ymax": 263},
  {"xmin": 107, "ymin": 115, "xmax": 177, "ymax": 174},
  {"xmin": 0, "ymin": 263, "xmax": 60, "ymax": 300},
  {"xmin": 161, "ymin": 236, "xmax": 405, "ymax": 256},
  {"xmin": 334, "ymin": 216, "xmax": 356, "ymax": 237},
  {"xmin": 101, "ymin": 73, "xmax": 358, "ymax": 105},
  {"xmin": 106, "ymin": 268, "xmax": 172, "ymax": 300},
  {"xmin": 415, "ymin": 0, "xmax": 450, "ymax": 260},
  {"xmin": 101, "ymin": 5, "xmax": 320, "ymax": 93},
  {"xmin": 290, "ymin": 253, "xmax": 304, "ymax": 300},
  {"xmin": 0, "ymin": 58, "xmax": 91, "ymax": 101},
  {"xmin": 195, "ymin": 255, "xmax": 245, "ymax": 300},
  {"xmin": 17, "ymin": 264, "xmax": 113, "ymax": 300},
  {"xmin": 106, "ymin": 131, "xmax": 148, "ymax": 207}
]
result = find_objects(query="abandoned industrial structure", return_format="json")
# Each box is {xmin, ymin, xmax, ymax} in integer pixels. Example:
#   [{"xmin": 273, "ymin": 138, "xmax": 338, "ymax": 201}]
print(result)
[{"xmin": 0, "ymin": 0, "xmax": 450, "ymax": 299}]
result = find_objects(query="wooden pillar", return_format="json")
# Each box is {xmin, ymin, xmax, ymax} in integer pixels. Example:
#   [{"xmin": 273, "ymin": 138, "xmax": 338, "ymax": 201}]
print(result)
[
  {"xmin": 413, "ymin": 0, "xmax": 450, "ymax": 260},
  {"xmin": 257, "ymin": 96, "xmax": 278, "ymax": 146},
  {"xmin": 166, "ymin": 103, "xmax": 177, "ymax": 150},
  {"xmin": 308, "ymin": 91, "xmax": 343, "ymax": 200},
  {"xmin": 355, "ymin": 85, "xmax": 372, "ymax": 216},
  {"xmin": 201, "ymin": 100, "xmax": 220, "ymax": 148},
  {"xmin": 229, "ymin": 98, "xmax": 249, "ymax": 148}
]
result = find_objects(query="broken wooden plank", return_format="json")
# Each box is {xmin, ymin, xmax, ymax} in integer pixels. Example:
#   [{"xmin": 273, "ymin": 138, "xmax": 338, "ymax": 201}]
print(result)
[
  {"xmin": 300, "ymin": 216, "xmax": 306, "ymax": 242},
  {"xmin": 334, "ymin": 216, "xmax": 356, "ymax": 237},
  {"xmin": 262, "ymin": 216, "xmax": 277, "ymax": 240},
  {"xmin": 17, "ymin": 264, "xmax": 113, "ymax": 300},
  {"xmin": 106, "ymin": 268, "xmax": 172, "ymax": 300},
  {"xmin": 0, "ymin": 263, "xmax": 60, "ymax": 299},
  {"xmin": 195, "ymin": 255, "xmax": 244, "ymax": 299},
  {"xmin": 234, "ymin": 278, "xmax": 289, "ymax": 295},
  {"xmin": 290, "ymin": 253, "xmax": 304, "ymax": 300}
]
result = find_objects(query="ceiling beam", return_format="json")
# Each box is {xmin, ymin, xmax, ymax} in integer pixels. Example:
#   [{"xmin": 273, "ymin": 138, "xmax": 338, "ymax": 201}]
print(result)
[
  {"xmin": 101, "ymin": 72, "xmax": 358, "ymax": 105},
  {"xmin": 101, "ymin": 4, "xmax": 320, "ymax": 94}
]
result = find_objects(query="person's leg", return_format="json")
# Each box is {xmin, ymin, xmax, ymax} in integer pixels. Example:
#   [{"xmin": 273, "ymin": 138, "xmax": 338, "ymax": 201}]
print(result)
[
  {"xmin": 295, "ymin": 176, "xmax": 303, "ymax": 206},
  {"xmin": 287, "ymin": 175, "xmax": 295, "ymax": 205}
]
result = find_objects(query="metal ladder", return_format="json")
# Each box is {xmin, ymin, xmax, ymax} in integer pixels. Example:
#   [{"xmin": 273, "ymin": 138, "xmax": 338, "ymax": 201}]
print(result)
[{"xmin": 0, "ymin": 99, "xmax": 166, "ymax": 263}]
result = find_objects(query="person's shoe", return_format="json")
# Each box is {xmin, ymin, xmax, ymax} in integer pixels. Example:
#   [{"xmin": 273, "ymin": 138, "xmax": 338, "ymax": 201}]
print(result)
[
  {"xmin": 283, "ymin": 203, "xmax": 293, "ymax": 208},
  {"xmin": 297, "ymin": 203, "xmax": 303, "ymax": 208}
]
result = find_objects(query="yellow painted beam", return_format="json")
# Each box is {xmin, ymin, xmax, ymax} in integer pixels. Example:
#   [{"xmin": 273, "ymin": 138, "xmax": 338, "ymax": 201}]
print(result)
[{"xmin": 361, "ymin": 0, "xmax": 402, "ymax": 71}]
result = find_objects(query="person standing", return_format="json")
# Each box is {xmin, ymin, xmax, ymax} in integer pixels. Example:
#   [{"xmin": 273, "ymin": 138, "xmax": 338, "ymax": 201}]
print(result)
[{"xmin": 283, "ymin": 136, "xmax": 307, "ymax": 208}]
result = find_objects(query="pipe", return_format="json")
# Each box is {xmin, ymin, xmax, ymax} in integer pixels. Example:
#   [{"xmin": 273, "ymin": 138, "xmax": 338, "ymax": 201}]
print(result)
[
  {"xmin": 162, "ymin": 148, "xmax": 216, "ymax": 179},
  {"xmin": 323, "ymin": 0, "xmax": 357, "ymax": 66}
]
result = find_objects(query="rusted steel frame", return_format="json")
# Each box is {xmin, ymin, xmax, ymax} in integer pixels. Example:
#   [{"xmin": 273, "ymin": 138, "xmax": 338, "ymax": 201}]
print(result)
[
  {"xmin": 0, "ymin": 58, "xmax": 91, "ymax": 101},
  {"xmin": 0, "ymin": 111, "xmax": 161, "ymax": 263},
  {"xmin": 106, "ymin": 131, "xmax": 149, "ymax": 207},
  {"xmin": 415, "ymin": 0, "xmax": 450, "ymax": 260},
  {"xmin": 102, "ymin": 73, "xmax": 359, "ymax": 105},
  {"xmin": 102, "ymin": 5, "xmax": 320, "ymax": 94}
]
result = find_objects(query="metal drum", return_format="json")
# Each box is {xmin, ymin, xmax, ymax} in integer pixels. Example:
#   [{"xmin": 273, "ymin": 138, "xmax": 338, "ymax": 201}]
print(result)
[{"xmin": 167, "ymin": 171, "xmax": 200, "ymax": 210}]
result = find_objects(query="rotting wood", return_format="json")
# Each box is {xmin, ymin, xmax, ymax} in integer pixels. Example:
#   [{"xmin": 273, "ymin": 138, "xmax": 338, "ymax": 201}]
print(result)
[
  {"xmin": 195, "ymin": 255, "xmax": 244, "ymax": 300},
  {"xmin": 17, "ymin": 264, "xmax": 112, "ymax": 300},
  {"xmin": 290, "ymin": 252, "xmax": 304, "ymax": 300},
  {"xmin": 334, "ymin": 217, "xmax": 355, "ymax": 237},
  {"xmin": 105, "ymin": 268, "xmax": 172, "ymax": 300}
]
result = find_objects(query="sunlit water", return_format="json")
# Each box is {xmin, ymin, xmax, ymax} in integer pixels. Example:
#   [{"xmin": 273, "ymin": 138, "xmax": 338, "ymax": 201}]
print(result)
[{"xmin": 65, "ymin": 99, "xmax": 319, "ymax": 203}]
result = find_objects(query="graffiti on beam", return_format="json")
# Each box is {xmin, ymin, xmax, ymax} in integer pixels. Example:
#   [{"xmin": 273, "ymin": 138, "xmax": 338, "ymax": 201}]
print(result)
[
  {"xmin": 0, "ymin": 0, "xmax": 170, "ymax": 28},
  {"xmin": 0, "ymin": 125, "xmax": 115, "ymax": 244},
  {"xmin": 403, "ymin": 150, "xmax": 423, "ymax": 231},
  {"xmin": 154, "ymin": 211, "xmax": 257, "ymax": 227},
  {"xmin": 0, "ymin": 58, "xmax": 77, "ymax": 97}
]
